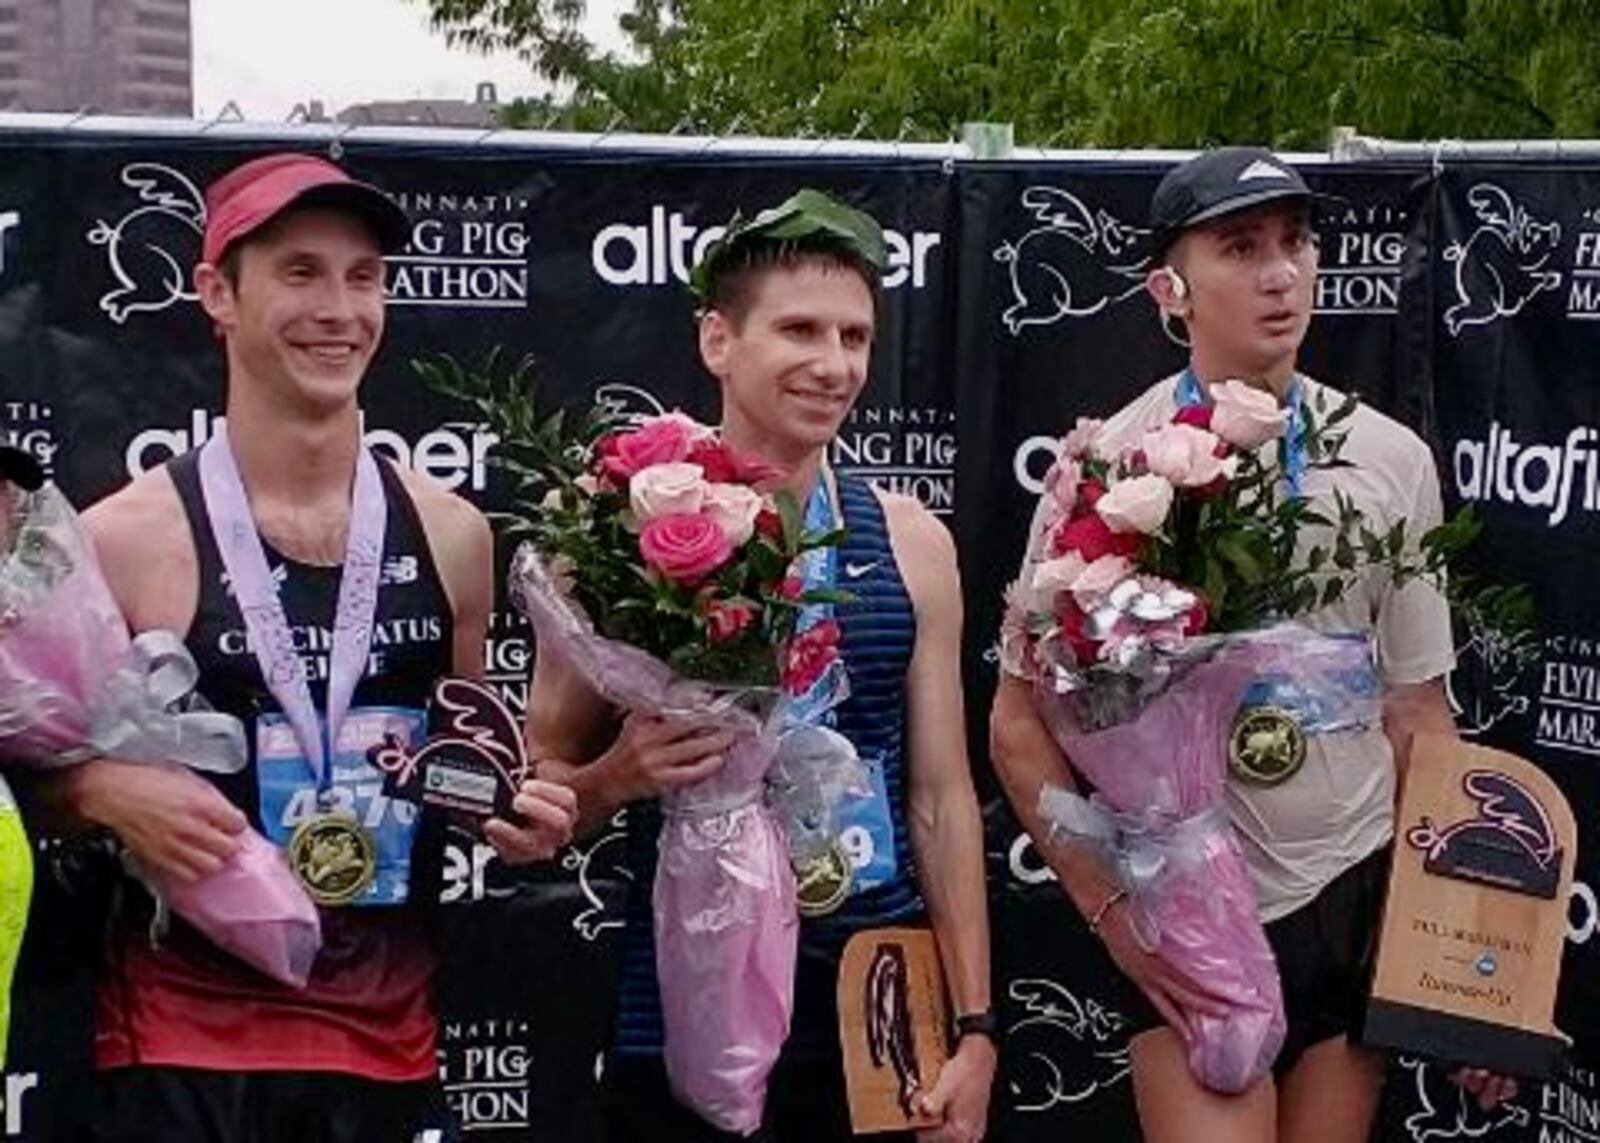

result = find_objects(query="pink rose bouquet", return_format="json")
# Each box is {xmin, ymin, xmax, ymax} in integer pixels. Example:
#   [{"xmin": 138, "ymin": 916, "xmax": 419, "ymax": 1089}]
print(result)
[
  {"xmin": 422, "ymin": 355, "xmax": 852, "ymax": 1135},
  {"xmin": 1003, "ymin": 384, "xmax": 1507, "ymax": 1092},
  {"xmin": 0, "ymin": 481, "xmax": 321, "ymax": 988}
]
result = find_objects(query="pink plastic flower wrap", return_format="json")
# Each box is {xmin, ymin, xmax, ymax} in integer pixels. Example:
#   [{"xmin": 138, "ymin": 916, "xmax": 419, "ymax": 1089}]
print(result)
[
  {"xmin": 1033, "ymin": 641, "xmax": 1283, "ymax": 1094},
  {"xmin": 0, "ymin": 482, "xmax": 321, "ymax": 988},
  {"xmin": 512, "ymin": 543, "xmax": 796, "ymax": 1136},
  {"xmin": 1024, "ymin": 622, "xmax": 1382, "ymax": 1093}
]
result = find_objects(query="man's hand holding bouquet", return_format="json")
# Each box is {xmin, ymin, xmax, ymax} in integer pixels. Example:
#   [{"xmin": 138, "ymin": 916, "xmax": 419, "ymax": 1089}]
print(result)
[{"xmin": 1002, "ymin": 379, "xmax": 1528, "ymax": 1093}]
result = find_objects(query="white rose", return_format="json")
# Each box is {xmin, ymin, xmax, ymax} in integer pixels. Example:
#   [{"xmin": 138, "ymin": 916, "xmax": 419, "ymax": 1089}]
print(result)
[
  {"xmin": 1210, "ymin": 379, "xmax": 1290, "ymax": 449},
  {"xmin": 1095, "ymin": 473, "xmax": 1174, "ymax": 535},
  {"xmin": 629, "ymin": 462, "xmax": 708, "ymax": 521},
  {"xmin": 1069, "ymin": 554, "xmax": 1134, "ymax": 607},
  {"xmin": 1031, "ymin": 553, "xmax": 1088, "ymax": 600},
  {"xmin": 701, "ymin": 482, "xmax": 765, "ymax": 546},
  {"xmin": 1142, "ymin": 423, "xmax": 1237, "ymax": 488}
]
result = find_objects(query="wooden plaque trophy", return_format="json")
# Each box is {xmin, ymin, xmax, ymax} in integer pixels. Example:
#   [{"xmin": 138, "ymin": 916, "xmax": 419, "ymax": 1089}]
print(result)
[
  {"xmin": 837, "ymin": 928, "xmax": 949, "ymax": 1134},
  {"xmin": 1365, "ymin": 733, "xmax": 1573, "ymax": 1075}
]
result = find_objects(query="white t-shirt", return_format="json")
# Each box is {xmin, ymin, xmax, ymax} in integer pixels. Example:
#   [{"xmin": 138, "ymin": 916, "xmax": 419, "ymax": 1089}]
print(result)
[{"xmin": 1013, "ymin": 373, "xmax": 1455, "ymax": 921}]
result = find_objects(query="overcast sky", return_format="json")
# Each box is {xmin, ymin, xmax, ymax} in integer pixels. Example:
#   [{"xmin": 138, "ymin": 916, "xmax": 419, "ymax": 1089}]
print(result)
[{"xmin": 192, "ymin": 0, "xmax": 629, "ymax": 122}]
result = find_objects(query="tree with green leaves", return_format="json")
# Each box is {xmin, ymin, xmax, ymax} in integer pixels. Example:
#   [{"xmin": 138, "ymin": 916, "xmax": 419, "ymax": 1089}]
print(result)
[{"xmin": 420, "ymin": 0, "xmax": 1600, "ymax": 146}]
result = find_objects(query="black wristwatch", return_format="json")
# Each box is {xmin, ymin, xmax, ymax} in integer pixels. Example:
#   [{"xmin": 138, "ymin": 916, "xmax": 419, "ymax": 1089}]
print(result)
[{"xmin": 953, "ymin": 1009, "xmax": 1000, "ymax": 1044}]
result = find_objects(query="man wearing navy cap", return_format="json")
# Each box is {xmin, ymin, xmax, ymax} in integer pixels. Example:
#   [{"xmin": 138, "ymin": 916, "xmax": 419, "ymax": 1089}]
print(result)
[
  {"xmin": 993, "ymin": 146, "xmax": 1514, "ymax": 1142},
  {"xmin": 45, "ymin": 152, "xmax": 576, "ymax": 1142}
]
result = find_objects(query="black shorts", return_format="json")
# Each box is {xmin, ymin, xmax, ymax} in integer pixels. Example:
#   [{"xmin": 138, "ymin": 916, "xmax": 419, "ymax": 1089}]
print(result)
[
  {"xmin": 1106, "ymin": 843, "xmax": 1390, "ymax": 1078},
  {"xmin": 83, "ymin": 1066, "xmax": 458, "ymax": 1143}
]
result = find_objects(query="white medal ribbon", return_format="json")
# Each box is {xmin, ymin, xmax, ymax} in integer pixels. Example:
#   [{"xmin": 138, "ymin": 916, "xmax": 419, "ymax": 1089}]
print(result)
[{"xmin": 197, "ymin": 428, "xmax": 386, "ymax": 794}]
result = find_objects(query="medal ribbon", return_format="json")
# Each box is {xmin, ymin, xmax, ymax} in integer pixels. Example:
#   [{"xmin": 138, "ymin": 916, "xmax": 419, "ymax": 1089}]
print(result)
[
  {"xmin": 782, "ymin": 470, "xmax": 842, "ymax": 730},
  {"xmin": 1175, "ymin": 369, "xmax": 1306, "ymax": 497},
  {"xmin": 197, "ymin": 428, "xmax": 386, "ymax": 794}
]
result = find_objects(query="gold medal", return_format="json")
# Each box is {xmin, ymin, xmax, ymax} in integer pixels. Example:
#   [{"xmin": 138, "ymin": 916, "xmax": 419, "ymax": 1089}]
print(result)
[
  {"xmin": 794, "ymin": 843, "xmax": 854, "ymax": 917},
  {"xmin": 1229, "ymin": 705, "xmax": 1307, "ymax": 786},
  {"xmin": 288, "ymin": 812, "xmax": 377, "ymax": 907}
]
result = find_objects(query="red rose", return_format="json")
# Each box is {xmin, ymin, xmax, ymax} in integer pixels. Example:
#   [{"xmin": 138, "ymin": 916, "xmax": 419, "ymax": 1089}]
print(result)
[
  {"xmin": 1174, "ymin": 404, "xmax": 1213, "ymax": 430},
  {"xmin": 1078, "ymin": 479, "xmax": 1107, "ymax": 510},
  {"xmin": 706, "ymin": 599, "xmax": 757, "ymax": 643},
  {"xmin": 1049, "ymin": 512, "xmax": 1141, "ymax": 562},
  {"xmin": 779, "ymin": 574, "xmax": 805, "ymax": 601},
  {"xmin": 755, "ymin": 508, "xmax": 784, "ymax": 542},
  {"xmin": 638, "ymin": 513, "xmax": 733, "ymax": 583},
  {"xmin": 783, "ymin": 621, "xmax": 841, "ymax": 695},
  {"xmin": 1056, "ymin": 599, "xmax": 1100, "ymax": 665},
  {"xmin": 1183, "ymin": 594, "xmax": 1210, "ymax": 637},
  {"xmin": 687, "ymin": 439, "xmax": 740, "ymax": 484},
  {"xmin": 596, "ymin": 418, "xmax": 693, "ymax": 482}
]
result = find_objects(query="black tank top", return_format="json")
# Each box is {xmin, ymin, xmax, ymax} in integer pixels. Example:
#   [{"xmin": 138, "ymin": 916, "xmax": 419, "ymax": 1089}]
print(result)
[
  {"xmin": 92, "ymin": 448, "xmax": 456, "ymax": 1080},
  {"xmin": 166, "ymin": 447, "xmax": 454, "ymax": 824}
]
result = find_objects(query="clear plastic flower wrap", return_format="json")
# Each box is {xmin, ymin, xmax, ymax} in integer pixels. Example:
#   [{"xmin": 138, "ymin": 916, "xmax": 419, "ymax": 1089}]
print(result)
[
  {"xmin": 513, "ymin": 542, "xmax": 803, "ymax": 1136},
  {"xmin": 1027, "ymin": 622, "xmax": 1380, "ymax": 1092},
  {"xmin": 0, "ymin": 482, "xmax": 322, "ymax": 988}
]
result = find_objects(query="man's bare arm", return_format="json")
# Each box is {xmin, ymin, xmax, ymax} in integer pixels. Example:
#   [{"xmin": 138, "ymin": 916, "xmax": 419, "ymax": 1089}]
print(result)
[{"xmin": 884, "ymin": 495, "xmax": 994, "ymax": 1141}]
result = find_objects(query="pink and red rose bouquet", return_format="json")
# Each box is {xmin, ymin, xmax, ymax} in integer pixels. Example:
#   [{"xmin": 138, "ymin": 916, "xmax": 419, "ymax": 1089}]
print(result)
[
  {"xmin": 423, "ymin": 356, "xmax": 850, "ymax": 1135},
  {"xmin": 1004, "ymin": 380, "xmax": 1432, "ymax": 1091}
]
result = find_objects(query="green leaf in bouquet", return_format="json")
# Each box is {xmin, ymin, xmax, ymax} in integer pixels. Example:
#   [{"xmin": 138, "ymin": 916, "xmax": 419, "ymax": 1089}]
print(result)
[
  {"xmin": 1333, "ymin": 532, "xmax": 1357, "ymax": 571},
  {"xmin": 1218, "ymin": 533, "xmax": 1267, "ymax": 584},
  {"xmin": 774, "ymin": 489, "xmax": 804, "ymax": 551},
  {"xmin": 801, "ymin": 587, "xmax": 857, "ymax": 607},
  {"xmin": 799, "ymin": 526, "xmax": 848, "ymax": 553},
  {"xmin": 1320, "ymin": 577, "xmax": 1345, "ymax": 608}
]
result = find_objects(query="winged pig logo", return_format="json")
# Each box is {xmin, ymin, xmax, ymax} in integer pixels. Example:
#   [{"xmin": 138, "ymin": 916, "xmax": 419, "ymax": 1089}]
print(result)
[
  {"xmin": 993, "ymin": 187, "xmax": 1152, "ymax": 334},
  {"xmin": 86, "ymin": 162, "xmax": 205, "ymax": 324}
]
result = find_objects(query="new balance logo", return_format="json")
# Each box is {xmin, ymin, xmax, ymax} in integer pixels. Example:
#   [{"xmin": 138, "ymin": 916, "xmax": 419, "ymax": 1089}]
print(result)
[
  {"xmin": 382, "ymin": 556, "xmax": 419, "ymax": 586},
  {"xmin": 1238, "ymin": 160, "xmax": 1291, "ymax": 182}
]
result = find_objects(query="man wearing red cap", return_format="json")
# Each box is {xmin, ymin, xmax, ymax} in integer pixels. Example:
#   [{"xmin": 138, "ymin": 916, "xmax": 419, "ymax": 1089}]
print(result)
[{"xmin": 46, "ymin": 152, "xmax": 576, "ymax": 1141}]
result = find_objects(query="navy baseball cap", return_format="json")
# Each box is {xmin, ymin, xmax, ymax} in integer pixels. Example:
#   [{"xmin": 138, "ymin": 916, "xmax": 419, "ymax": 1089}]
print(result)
[{"xmin": 1149, "ymin": 146, "xmax": 1331, "ymax": 261}]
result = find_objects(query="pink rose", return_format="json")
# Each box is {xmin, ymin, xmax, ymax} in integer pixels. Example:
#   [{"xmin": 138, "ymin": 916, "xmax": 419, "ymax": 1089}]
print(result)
[
  {"xmin": 1031, "ymin": 553, "xmax": 1087, "ymax": 598},
  {"xmin": 1044, "ymin": 456, "xmax": 1082, "ymax": 512},
  {"xmin": 597, "ymin": 418, "xmax": 694, "ymax": 481},
  {"xmin": 1069, "ymin": 553, "xmax": 1133, "ymax": 606},
  {"xmin": 705, "ymin": 599, "xmax": 757, "ymax": 643},
  {"xmin": 638, "ymin": 513, "xmax": 733, "ymax": 583},
  {"xmin": 656, "ymin": 410, "xmax": 718, "ymax": 443},
  {"xmin": 702, "ymin": 482, "xmax": 764, "ymax": 546},
  {"xmin": 1095, "ymin": 473, "xmax": 1174, "ymax": 535},
  {"xmin": 1141, "ymin": 423, "xmax": 1238, "ymax": 488},
  {"xmin": 1060, "ymin": 417, "xmax": 1104, "ymax": 461},
  {"xmin": 1209, "ymin": 379, "xmax": 1290, "ymax": 449},
  {"xmin": 630, "ymin": 462, "xmax": 708, "ymax": 521}
]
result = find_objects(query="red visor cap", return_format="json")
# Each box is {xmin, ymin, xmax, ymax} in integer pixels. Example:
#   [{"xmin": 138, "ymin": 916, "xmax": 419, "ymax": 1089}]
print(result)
[{"xmin": 201, "ymin": 153, "xmax": 410, "ymax": 266}]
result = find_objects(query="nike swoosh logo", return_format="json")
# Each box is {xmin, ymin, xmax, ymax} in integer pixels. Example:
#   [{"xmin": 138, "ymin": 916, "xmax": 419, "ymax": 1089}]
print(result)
[{"xmin": 845, "ymin": 560, "xmax": 879, "ymax": 579}]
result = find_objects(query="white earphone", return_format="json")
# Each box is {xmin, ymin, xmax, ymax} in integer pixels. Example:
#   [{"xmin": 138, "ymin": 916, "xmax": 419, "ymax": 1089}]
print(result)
[{"xmin": 1164, "ymin": 267, "xmax": 1189, "ymax": 300}]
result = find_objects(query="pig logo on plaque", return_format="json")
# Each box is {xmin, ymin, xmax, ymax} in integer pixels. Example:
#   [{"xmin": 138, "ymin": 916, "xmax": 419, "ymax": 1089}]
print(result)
[
  {"xmin": 1366, "ymin": 735, "xmax": 1574, "ymax": 1076},
  {"xmin": 1406, "ymin": 770, "xmax": 1561, "ymax": 899},
  {"xmin": 839, "ymin": 928, "xmax": 949, "ymax": 1134},
  {"xmin": 370, "ymin": 677, "xmax": 527, "ymax": 833}
]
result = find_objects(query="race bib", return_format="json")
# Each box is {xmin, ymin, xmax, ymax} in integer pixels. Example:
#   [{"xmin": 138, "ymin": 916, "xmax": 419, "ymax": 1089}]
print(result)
[
  {"xmin": 835, "ymin": 748, "xmax": 900, "ymax": 894},
  {"xmin": 257, "ymin": 705, "xmax": 425, "ymax": 906}
]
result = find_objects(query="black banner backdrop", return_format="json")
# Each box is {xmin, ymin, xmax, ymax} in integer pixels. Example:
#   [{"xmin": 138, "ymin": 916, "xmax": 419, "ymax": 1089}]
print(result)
[{"xmin": 0, "ymin": 120, "xmax": 1593, "ymax": 1142}]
